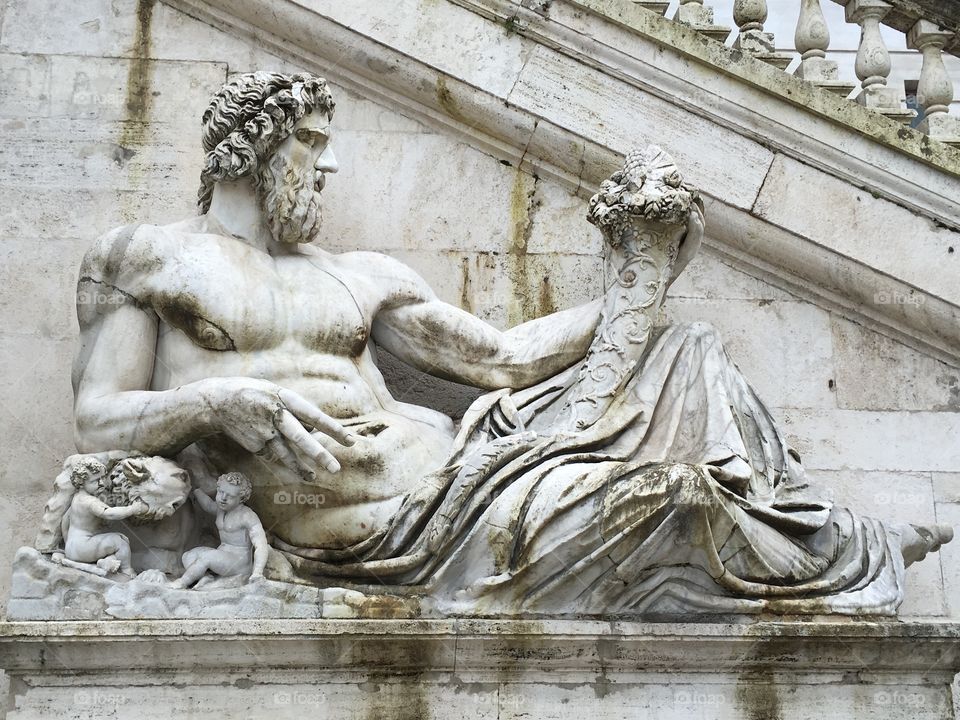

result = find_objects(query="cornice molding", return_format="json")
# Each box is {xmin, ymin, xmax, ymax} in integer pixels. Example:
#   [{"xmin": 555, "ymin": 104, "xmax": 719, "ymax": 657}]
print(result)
[{"xmin": 3, "ymin": 619, "xmax": 960, "ymax": 673}]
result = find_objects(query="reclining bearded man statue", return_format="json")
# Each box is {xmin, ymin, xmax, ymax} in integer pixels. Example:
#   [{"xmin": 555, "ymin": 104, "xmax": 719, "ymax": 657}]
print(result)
[{"xmin": 69, "ymin": 70, "xmax": 951, "ymax": 616}]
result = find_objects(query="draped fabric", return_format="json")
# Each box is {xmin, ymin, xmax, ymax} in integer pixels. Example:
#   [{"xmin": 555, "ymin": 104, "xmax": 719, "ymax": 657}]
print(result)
[{"xmin": 277, "ymin": 322, "xmax": 906, "ymax": 616}]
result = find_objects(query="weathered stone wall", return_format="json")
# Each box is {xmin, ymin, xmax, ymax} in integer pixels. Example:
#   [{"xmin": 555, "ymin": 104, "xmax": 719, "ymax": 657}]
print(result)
[{"xmin": 0, "ymin": 0, "xmax": 958, "ymax": 638}]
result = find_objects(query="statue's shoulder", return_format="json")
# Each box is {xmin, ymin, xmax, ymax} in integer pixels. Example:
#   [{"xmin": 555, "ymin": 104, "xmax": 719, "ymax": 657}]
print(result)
[
  {"xmin": 332, "ymin": 250, "xmax": 434, "ymax": 304},
  {"xmin": 80, "ymin": 218, "xmax": 199, "ymax": 284}
]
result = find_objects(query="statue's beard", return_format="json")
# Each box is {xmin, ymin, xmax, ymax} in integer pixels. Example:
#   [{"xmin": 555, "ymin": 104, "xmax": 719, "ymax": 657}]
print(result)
[{"xmin": 255, "ymin": 152, "xmax": 324, "ymax": 245}]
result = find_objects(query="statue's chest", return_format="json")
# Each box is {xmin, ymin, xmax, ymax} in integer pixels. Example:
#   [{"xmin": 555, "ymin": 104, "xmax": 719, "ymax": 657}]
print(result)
[{"xmin": 151, "ymin": 243, "xmax": 369, "ymax": 356}]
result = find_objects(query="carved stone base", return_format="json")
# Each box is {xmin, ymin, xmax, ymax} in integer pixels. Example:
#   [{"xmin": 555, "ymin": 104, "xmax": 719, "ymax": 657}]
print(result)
[
  {"xmin": 796, "ymin": 57, "xmax": 858, "ymax": 97},
  {"xmin": 7, "ymin": 547, "xmax": 418, "ymax": 621},
  {"xmin": 920, "ymin": 113, "xmax": 960, "ymax": 148},
  {"xmin": 856, "ymin": 85, "xmax": 918, "ymax": 124},
  {"xmin": 1, "ymin": 619, "xmax": 959, "ymax": 719}
]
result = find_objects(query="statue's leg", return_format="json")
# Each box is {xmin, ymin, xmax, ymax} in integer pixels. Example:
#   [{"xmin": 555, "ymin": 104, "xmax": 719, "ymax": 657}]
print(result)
[
  {"xmin": 204, "ymin": 548, "xmax": 251, "ymax": 577},
  {"xmin": 897, "ymin": 523, "xmax": 954, "ymax": 566},
  {"xmin": 170, "ymin": 547, "xmax": 215, "ymax": 588},
  {"xmin": 70, "ymin": 533, "xmax": 134, "ymax": 576}
]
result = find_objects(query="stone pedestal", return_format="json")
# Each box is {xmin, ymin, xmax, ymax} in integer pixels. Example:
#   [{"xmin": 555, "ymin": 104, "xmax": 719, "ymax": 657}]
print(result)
[{"xmin": 1, "ymin": 619, "xmax": 959, "ymax": 719}]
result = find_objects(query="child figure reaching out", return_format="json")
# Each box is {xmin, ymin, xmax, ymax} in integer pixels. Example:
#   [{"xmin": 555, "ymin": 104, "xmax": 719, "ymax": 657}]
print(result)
[
  {"xmin": 171, "ymin": 472, "xmax": 269, "ymax": 588},
  {"xmin": 62, "ymin": 457, "xmax": 148, "ymax": 577}
]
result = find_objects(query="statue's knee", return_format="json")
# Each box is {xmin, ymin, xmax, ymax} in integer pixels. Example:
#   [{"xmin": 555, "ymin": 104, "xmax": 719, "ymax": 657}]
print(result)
[
  {"xmin": 106, "ymin": 532, "xmax": 131, "ymax": 551},
  {"xmin": 659, "ymin": 464, "xmax": 713, "ymax": 507},
  {"xmin": 627, "ymin": 463, "xmax": 707, "ymax": 500},
  {"xmin": 182, "ymin": 547, "xmax": 205, "ymax": 567}
]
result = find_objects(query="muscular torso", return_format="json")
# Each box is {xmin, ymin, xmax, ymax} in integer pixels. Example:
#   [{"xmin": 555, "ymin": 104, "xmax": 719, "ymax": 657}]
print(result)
[
  {"xmin": 216, "ymin": 508, "xmax": 255, "ymax": 549},
  {"xmin": 113, "ymin": 218, "xmax": 456, "ymax": 548}
]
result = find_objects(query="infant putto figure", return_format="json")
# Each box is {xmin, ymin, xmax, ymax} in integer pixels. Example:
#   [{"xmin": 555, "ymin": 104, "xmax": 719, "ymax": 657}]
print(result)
[{"xmin": 171, "ymin": 472, "xmax": 269, "ymax": 588}]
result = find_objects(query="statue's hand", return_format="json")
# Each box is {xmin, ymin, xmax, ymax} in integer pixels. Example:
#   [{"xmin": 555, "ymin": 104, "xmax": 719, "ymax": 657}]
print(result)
[
  {"xmin": 129, "ymin": 498, "xmax": 150, "ymax": 516},
  {"xmin": 199, "ymin": 377, "xmax": 358, "ymax": 481}
]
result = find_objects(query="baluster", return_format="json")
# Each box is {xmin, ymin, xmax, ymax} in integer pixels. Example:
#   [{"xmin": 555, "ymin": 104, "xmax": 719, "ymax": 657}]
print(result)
[
  {"xmin": 794, "ymin": 0, "xmax": 855, "ymax": 96},
  {"xmin": 846, "ymin": 0, "xmax": 915, "ymax": 123},
  {"xmin": 907, "ymin": 20, "xmax": 960, "ymax": 145},
  {"xmin": 675, "ymin": 0, "xmax": 731, "ymax": 44},
  {"xmin": 733, "ymin": 0, "xmax": 791, "ymax": 69}
]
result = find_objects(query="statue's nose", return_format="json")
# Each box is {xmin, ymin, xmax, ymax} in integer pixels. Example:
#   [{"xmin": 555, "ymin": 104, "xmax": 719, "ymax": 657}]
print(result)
[{"xmin": 316, "ymin": 146, "xmax": 338, "ymax": 174}]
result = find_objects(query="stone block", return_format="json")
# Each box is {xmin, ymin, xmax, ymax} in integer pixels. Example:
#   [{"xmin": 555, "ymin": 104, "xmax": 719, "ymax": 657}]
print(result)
[
  {"xmin": 47, "ymin": 55, "xmax": 226, "ymax": 128},
  {"xmin": 508, "ymin": 46, "xmax": 775, "ymax": 211},
  {"xmin": 831, "ymin": 316, "xmax": 960, "ymax": 411},
  {"xmin": 0, "ymin": 185, "xmax": 197, "ymax": 239},
  {"xmin": 2, "ymin": 621, "xmax": 959, "ymax": 719},
  {"xmin": 666, "ymin": 249, "xmax": 796, "ymax": 302},
  {"xmin": 498, "ymin": 676, "xmax": 952, "ymax": 719},
  {"xmin": 778, "ymin": 408, "xmax": 960, "ymax": 472},
  {"xmin": 935, "ymin": 499, "xmax": 960, "ymax": 619},
  {"xmin": 281, "ymin": 0, "xmax": 533, "ymax": 102},
  {"xmin": 753, "ymin": 154, "xmax": 960, "ymax": 307},
  {"xmin": 933, "ymin": 472, "xmax": 960, "ymax": 505},
  {"xmin": 0, "ymin": 0, "xmax": 277, "ymax": 74},
  {"xmin": 0, "ymin": 239, "xmax": 86, "ymax": 340},
  {"xmin": 379, "ymin": 249, "xmax": 604, "ymax": 328},
  {"xmin": 0, "ymin": 118, "xmax": 202, "ymax": 208},
  {"xmin": 920, "ymin": 113, "xmax": 960, "ymax": 146},
  {"xmin": 524, "ymin": 180, "xmax": 602, "ymax": 257},
  {"xmin": 320, "ymin": 130, "xmax": 519, "ymax": 254},
  {"xmin": 663, "ymin": 298, "xmax": 836, "ymax": 408},
  {"xmin": 0, "ymin": 53, "xmax": 50, "ymax": 117}
]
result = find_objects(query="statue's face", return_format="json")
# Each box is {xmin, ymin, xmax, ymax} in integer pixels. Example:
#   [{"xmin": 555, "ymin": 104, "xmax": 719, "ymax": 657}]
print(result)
[
  {"xmin": 82, "ymin": 474, "xmax": 103, "ymax": 495},
  {"xmin": 276, "ymin": 112, "xmax": 338, "ymax": 191},
  {"xmin": 256, "ymin": 111, "xmax": 338, "ymax": 245},
  {"xmin": 215, "ymin": 480, "xmax": 245, "ymax": 512}
]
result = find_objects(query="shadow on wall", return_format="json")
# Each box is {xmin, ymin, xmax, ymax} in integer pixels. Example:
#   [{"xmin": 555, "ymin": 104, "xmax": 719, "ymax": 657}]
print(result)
[{"xmin": 375, "ymin": 345, "xmax": 483, "ymax": 420}]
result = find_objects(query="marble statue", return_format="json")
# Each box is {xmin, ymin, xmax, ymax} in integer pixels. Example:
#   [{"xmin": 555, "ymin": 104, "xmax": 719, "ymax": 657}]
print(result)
[
  {"xmin": 170, "ymin": 473, "xmax": 269, "ymax": 588},
  {"xmin": 12, "ymin": 71, "xmax": 952, "ymax": 618},
  {"xmin": 36, "ymin": 454, "xmax": 190, "ymax": 578}
]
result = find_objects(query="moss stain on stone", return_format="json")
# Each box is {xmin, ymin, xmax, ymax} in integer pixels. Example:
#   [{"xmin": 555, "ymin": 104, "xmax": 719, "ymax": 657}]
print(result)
[
  {"xmin": 505, "ymin": 169, "xmax": 542, "ymax": 326},
  {"xmin": 460, "ymin": 256, "xmax": 473, "ymax": 314},
  {"xmin": 435, "ymin": 76, "xmax": 466, "ymax": 124},
  {"xmin": 119, "ymin": 0, "xmax": 156, "ymax": 220},
  {"xmin": 736, "ymin": 669, "xmax": 783, "ymax": 720}
]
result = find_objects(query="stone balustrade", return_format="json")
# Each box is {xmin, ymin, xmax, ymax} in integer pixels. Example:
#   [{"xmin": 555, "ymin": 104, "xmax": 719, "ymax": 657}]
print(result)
[{"xmin": 632, "ymin": 0, "xmax": 960, "ymax": 146}]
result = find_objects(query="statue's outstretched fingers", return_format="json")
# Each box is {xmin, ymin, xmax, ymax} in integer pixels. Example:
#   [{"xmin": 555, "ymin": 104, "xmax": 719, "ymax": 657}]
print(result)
[
  {"xmin": 278, "ymin": 388, "xmax": 358, "ymax": 446},
  {"xmin": 276, "ymin": 411, "xmax": 341, "ymax": 474},
  {"xmin": 257, "ymin": 437, "xmax": 314, "ymax": 482}
]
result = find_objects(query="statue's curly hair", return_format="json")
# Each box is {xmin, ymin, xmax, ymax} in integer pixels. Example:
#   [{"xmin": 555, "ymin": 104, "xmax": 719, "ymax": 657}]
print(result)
[
  {"xmin": 218, "ymin": 472, "xmax": 253, "ymax": 502},
  {"xmin": 197, "ymin": 71, "xmax": 335, "ymax": 214},
  {"xmin": 69, "ymin": 457, "xmax": 107, "ymax": 489}
]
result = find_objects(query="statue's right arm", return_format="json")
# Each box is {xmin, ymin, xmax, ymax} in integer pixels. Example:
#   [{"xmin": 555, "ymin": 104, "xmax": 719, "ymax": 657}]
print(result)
[
  {"xmin": 72, "ymin": 226, "xmax": 220, "ymax": 456},
  {"xmin": 191, "ymin": 489, "xmax": 218, "ymax": 515}
]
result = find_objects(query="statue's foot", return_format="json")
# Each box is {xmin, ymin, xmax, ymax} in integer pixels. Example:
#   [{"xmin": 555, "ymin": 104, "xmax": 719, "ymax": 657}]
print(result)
[
  {"xmin": 136, "ymin": 568, "xmax": 168, "ymax": 584},
  {"xmin": 96, "ymin": 557, "xmax": 121, "ymax": 574},
  {"xmin": 167, "ymin": 578, "xmax": 186, "ymax": 589},
  {"xmin": 900, "ymin": 523, "xmax": 954, "ymax": 567}
]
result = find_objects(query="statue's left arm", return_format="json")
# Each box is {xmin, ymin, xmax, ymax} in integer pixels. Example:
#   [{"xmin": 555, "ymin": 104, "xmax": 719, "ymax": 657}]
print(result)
[
  {"xmin": 246, "ymin": 512, "xmax": 269, "ymax": 580},
  {"xmin": 367, "ymin": 256, "xmax": 602, "ymax": 390}
]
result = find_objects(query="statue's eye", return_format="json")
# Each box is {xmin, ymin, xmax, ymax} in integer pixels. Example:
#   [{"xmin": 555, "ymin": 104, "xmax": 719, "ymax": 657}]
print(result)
[{"xmin": 295, "ymin": 129, "xmax": 313, "ymax": 145}]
